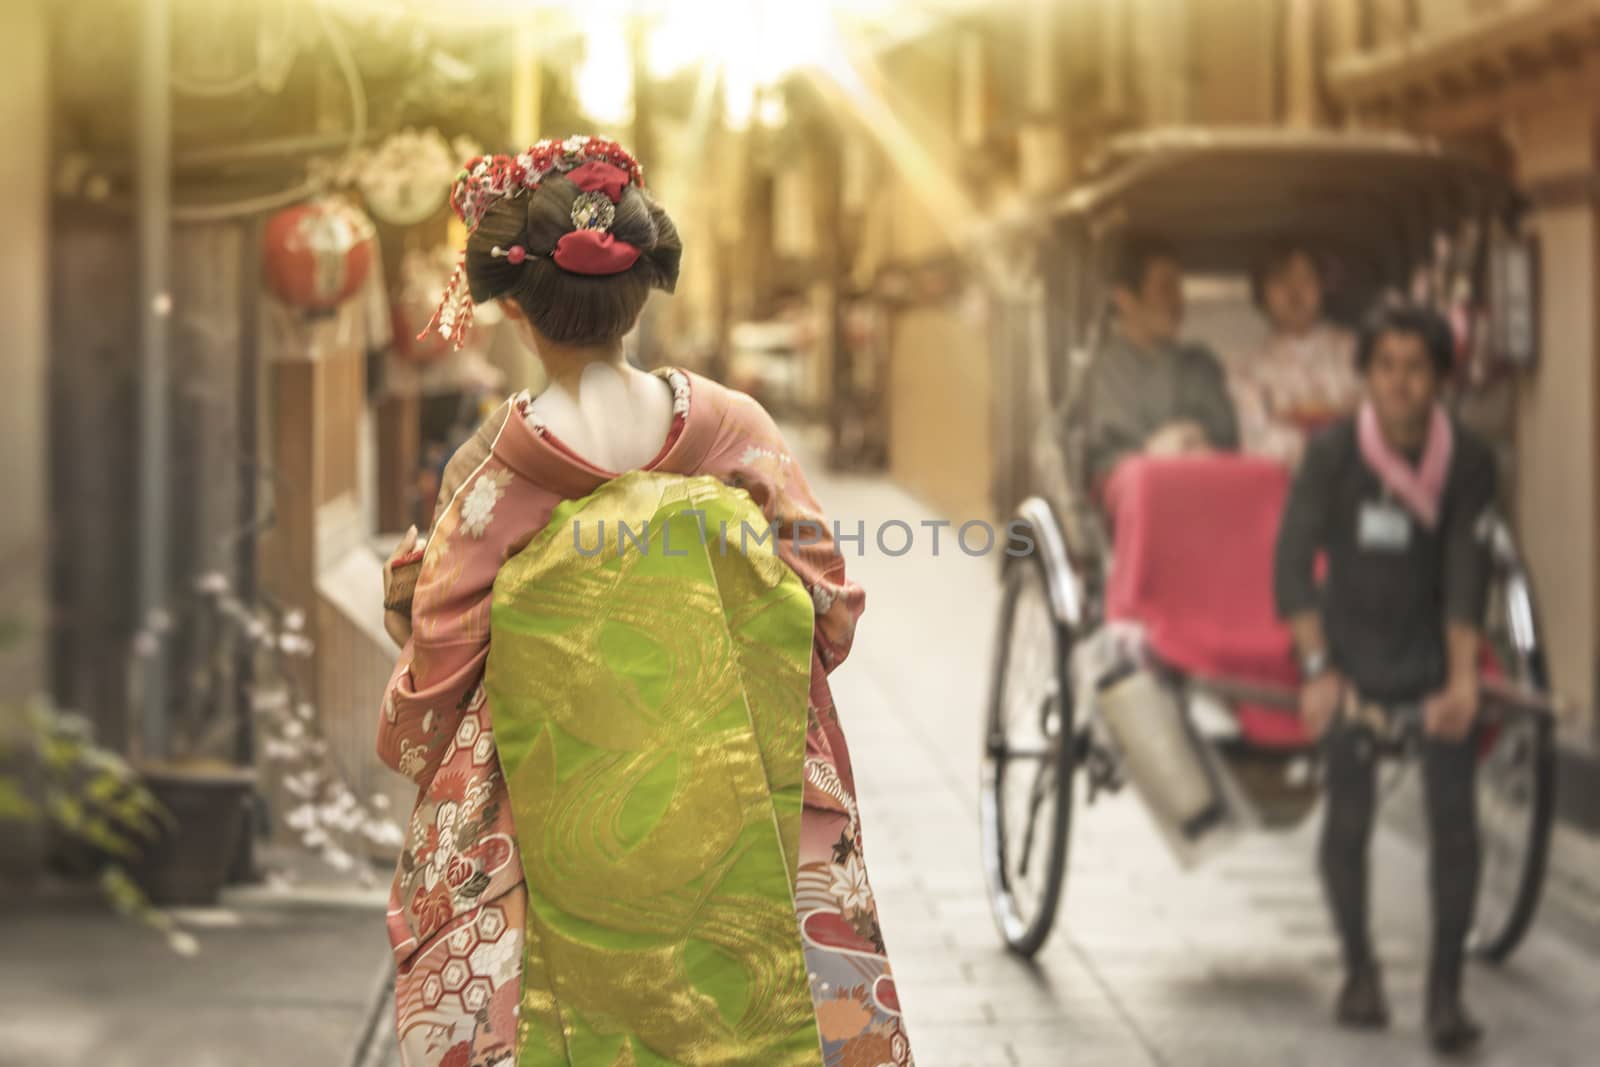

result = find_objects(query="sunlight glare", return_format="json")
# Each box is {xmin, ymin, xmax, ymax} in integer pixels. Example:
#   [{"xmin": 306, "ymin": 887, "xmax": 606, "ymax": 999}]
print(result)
[{"xmin": 575, "ymin": 20, "xmax": 635, "ymax": 127}]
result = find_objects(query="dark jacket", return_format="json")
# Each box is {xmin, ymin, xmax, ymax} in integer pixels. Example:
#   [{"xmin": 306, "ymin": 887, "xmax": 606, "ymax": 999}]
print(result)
[
  {"xmin": 1273, "ymin": 415, "xmax": 1498, "ymax": 702},
  {"xmin": 1068, "ymin": 333, "xmax": 1240, "ymax": 488}
]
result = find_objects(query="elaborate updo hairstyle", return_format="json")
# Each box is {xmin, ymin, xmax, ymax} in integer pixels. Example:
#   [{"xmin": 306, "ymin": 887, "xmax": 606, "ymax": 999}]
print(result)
[
  {"xmin": 429, "ymin": 137, "xmax": 682, "ymax": 349},
  {"xmin": 465, "ymin": 178, "xmax": 680, "ymax": 345}
]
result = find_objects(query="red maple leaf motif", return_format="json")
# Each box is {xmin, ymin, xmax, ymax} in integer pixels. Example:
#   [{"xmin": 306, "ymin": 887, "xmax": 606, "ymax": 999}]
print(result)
[
  {"xmin": 439, "ymin": 1042, "xmax": 472, "ymax": 1067},
  {"xmin": 445, "ymin": 853, "xmax": 477, "ymax": 891},
  {"xmin": 413, "ymin": 884, "xmax": 454, "ymax": 940}
]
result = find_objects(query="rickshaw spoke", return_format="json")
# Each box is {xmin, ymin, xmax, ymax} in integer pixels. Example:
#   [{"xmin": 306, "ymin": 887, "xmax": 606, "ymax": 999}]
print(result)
[{"xmin": 1016, "ymin": 755, "xmax": 1055, "ymax": 877}]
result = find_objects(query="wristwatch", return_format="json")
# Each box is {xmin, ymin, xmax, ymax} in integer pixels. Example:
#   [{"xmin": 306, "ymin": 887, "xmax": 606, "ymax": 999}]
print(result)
[{"xmin": 1300, "ymin": 647, "xmax": 1332, "ymax": 679}]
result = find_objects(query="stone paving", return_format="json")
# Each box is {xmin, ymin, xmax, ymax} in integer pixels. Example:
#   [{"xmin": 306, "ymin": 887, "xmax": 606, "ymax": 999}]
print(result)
[
  {"xmin": 797, "ymin": 428, "xmax": 1596, "ymax": 1067},
  {"xmin": 0, "ymin": 892, "xmax": 389, "ymax": 1067}
]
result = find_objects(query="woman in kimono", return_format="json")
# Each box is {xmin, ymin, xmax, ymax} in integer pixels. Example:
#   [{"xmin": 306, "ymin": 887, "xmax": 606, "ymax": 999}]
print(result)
[
  {"xmin": 376, "ymin": 137, "xmax": 912, "ymax": 1067},
  {"xmin": 1226, "ymin": 241, "xmax": 1363, "ymax": 468}
]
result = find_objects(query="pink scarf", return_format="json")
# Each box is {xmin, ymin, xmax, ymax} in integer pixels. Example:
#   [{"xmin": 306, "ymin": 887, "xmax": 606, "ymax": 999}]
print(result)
[{"xmin": 1357, "ymin": 400, "xmax": 1453, "ymax": 529}]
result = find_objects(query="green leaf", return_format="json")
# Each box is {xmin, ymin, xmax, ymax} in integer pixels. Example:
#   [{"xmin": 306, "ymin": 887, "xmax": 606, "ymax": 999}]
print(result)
[
  {"xmin": 0, "ymin": 781, "xmax": 38, "ymax": 822},
  {"xmin": 81, "ymin": 817, "xmax": 137, "ymax": 856},
  {"xmin": 49, "ymin": 794, "xmax": 86, "ymax": 832}
]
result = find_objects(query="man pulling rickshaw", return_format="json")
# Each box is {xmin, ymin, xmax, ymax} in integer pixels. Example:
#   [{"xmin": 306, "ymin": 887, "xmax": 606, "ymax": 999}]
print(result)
[{"xmin": 1276, "ymin": 303, "xmax": 1497, "ymax": 1053}]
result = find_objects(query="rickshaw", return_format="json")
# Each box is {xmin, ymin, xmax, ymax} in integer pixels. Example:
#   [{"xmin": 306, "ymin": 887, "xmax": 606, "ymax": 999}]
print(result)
[{"xmin": 979, "ymin": 127, "xmax": 1558, "ymax": 962}]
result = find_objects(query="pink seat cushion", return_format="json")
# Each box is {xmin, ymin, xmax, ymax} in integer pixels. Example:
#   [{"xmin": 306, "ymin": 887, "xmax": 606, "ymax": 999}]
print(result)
[{"xmin": 1104, "ymin": 454, "xmax": 1309, "ymax": 749}]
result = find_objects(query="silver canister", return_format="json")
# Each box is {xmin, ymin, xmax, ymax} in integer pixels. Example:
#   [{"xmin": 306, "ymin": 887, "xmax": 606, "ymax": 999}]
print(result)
[{"xmin": 1094, "ymin": 666, "xmax": 1226, "ymax": 840}]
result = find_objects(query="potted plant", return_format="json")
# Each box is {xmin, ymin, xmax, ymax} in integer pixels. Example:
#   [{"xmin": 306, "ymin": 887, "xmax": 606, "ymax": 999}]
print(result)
[
  {"xmin": 123, "ymin": 579, "xmax": 262, "ymax": 907},
  {"xmin": 124, "ymin": 573, "xmax": 402, "ymax": 906},
  {"xmin": 0, "ymin": 679, "xmax": 197, "ymax": 955}
]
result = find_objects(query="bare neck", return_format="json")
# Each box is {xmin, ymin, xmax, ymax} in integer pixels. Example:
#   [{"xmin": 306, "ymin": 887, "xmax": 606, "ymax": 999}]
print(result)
[{"xmin": 537, "ymin": 338, "xmax": 627, "ymax": 391}]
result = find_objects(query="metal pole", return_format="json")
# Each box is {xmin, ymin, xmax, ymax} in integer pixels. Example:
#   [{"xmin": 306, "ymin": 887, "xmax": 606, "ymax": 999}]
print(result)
[
  {"xmin": 227, "ymin": 215, "xmax": 263, "ymax": 885},
  {"xmin": 137, "ymin": 0, "xmax": 172, "ymax": 760},
  {"xmin": 235, "ymin": 216, "xmax": 261, "ymax": 767}
]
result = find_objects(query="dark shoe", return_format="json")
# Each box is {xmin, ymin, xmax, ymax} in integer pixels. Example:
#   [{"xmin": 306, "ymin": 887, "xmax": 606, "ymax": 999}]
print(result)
[
  {"xmin": 1427, "ymin": 941, "xmax": 1484, "ymax": 1055},
  {"xmin": 1334, "ymin": 963, "xmax": 1390, "ymax": 1029},
  {"xmin": 1427, "ymin": 991, "xmax": 1484, "ymax": 1055}
]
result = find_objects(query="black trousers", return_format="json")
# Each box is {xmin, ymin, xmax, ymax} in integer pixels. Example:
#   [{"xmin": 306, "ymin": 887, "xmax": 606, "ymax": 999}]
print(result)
[{"xmin": 1318, "ymin": 721, "xmax": 1480, "ymax": 977}]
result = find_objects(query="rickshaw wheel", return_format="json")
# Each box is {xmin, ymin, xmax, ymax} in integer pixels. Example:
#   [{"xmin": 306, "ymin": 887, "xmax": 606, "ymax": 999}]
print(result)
[
  {"xmin": 1470, "ymin": 707, "xmax": 1556, "ymax": 963},
  {"xmin": 981, "ymin": 549, "xmax": 1075, "ymax": 958},
  {"xmin": 1469, "ymin": 550, "xmax": 1558, "ymax": 964}
]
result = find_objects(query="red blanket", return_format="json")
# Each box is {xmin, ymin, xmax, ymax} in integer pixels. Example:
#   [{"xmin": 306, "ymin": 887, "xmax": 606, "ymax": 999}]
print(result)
[
  {"xmin": 1100, "ymin": 454, "xmax": 1512, "ymax": 752},
  {"xmin": 1104, "ymin": 454, "xmax": 1309, "ymax": 748}
]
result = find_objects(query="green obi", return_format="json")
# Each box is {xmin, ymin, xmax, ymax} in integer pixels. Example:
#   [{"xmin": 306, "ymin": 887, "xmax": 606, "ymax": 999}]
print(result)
[{"xmin": 485, "ymin": 471, "xmax": 824, "ymax": 1066}]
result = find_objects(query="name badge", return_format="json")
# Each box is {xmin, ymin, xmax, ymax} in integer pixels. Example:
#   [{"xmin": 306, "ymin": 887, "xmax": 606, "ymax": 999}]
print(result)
[{"xmin": 1358, "ymin": 501, "xmax": 1411, "ymax": 552}]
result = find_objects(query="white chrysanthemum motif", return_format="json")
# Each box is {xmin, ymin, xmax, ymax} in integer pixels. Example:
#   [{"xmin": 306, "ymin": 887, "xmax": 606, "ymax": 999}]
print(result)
[
  {"xmin": 811, "ymin": 583, "xmax": 837, "ymax": 616},
  {"xmin": 460, "ymin": 471, "xmax": 508, "ymax": 538},
  {"xmin": 470, "ymin": 925, "xmax": 521, "ymax": 985},
  {"xmin": 828, "ymin": 854, "xmax": 873, "ymax": 914},
  {"xmin": 397, "ymin": 741, "xmax": 427, "ymax": 781}
]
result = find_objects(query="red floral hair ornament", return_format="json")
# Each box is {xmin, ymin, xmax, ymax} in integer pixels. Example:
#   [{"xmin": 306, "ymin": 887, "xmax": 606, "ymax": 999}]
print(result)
[{"xmin": 419, "ymin": 135, "xmax": 647, "ymax": 349}]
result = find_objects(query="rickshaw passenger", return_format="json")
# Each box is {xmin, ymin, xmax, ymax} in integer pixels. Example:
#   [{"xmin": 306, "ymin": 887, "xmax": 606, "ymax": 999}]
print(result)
[
  {"xmin": 1225, "ymin": 241, "xmax": 1362, "ymax": 468},
  {"xmin": 1274, "ymin": 304, "xmax": 1496, "ymax": 1055},
  {"xmin": 1068, "ymin": 235, "xmax": 1240, "ymax": 495}
]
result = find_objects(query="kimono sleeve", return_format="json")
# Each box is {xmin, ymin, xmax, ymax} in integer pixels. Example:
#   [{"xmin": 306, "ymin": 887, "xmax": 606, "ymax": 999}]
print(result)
[
  {"xmin": 730, "ymin": 407, "xmax": 866, "ymax": 675},
  {"xmin": 376, "ymin": 636, "xmax": 489, "ymax": 786},
  {"xmin": 376, "ymin": 457, "xmax": 520, "ymax": 785},
  {"xmin": 431, "ymin": 399, "xmax": 512, "ymax": 526}
]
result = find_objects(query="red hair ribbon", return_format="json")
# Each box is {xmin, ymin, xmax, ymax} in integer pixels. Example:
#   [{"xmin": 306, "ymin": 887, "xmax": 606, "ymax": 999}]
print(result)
[
  {"xmin": 553, "ymin": 231, "xmax": 642, "ymax": 275},
  {"xmin": 565, "ymin": 161, "xmax": 630, "ymax": 202},
  {"xmin": 552, "ymin": 160, "xmax": 641, "ymax": 276}
]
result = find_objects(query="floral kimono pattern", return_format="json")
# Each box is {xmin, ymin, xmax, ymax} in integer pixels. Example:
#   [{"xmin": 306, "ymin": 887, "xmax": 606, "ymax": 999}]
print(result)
[
  {"xmin": 1223, "ymin": 322, "xmax": 1362, "ymax": 468},
  {"xmin": 378, "ymin": 368, "xmax": 910, "ymax": 1066}
]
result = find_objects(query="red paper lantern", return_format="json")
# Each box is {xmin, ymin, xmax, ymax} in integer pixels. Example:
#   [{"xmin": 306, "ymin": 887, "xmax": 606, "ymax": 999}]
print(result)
[{"xmin": 262, "ymin": 198, "xmax": 375, "ymax": 311}]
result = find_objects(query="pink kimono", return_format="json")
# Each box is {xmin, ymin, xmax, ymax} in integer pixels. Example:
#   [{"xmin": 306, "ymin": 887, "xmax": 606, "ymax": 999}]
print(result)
[{"xmin": 378, "ymin": 368, "xmax": 910, "ymax": 1067}]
